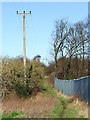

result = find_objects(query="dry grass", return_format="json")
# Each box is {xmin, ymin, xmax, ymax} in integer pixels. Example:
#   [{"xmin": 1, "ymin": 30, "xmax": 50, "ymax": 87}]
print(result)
[
  {"xmin": 2, "ymin": 91, "xmax": 57, "ymax": 118},
  {"xmin": 68, "ymin": 96, "xmax": 88, "ymax": 118}
]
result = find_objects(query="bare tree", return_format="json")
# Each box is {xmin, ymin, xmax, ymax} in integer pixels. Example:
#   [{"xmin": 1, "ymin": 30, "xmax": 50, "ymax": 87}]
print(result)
[
  {"xmin": 64, "ymin": 20, "xmax": 88, "ymax": 78},
  {"xmin": 51, "ymin": 19, "xmax": 69, "ymax": 77},
  {"xmin": 51, "ymin": 18, "xmax": 88, "ymax": 79},
  {"xmin": 74, "ymin": 20, "xmax": 88, "ymax": 76}
]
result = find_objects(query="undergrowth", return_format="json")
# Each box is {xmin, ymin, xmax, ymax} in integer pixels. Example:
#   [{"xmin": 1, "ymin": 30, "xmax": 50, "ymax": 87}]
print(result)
[{"xmin": 1, "ymin": 77, "xmax": 86, "ymax": 119}]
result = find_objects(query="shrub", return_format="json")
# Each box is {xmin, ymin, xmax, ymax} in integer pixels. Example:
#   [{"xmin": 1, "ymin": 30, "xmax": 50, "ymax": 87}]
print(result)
[{"xmin": 1, "ymin": 56, "xmax": 45, "ymax": 98}]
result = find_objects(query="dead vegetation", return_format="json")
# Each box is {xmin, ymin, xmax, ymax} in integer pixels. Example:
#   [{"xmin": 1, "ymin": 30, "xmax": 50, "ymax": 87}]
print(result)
[{"xmin": 2, "ymin": 90, "xmax": 57, "ymax": 118}]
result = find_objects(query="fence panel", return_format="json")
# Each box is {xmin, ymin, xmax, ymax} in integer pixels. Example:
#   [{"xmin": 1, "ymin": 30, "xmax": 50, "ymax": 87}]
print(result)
[
  {"xmin": 54, "ymin": 76, "xmax": 89, "ymax": 103},
  {"xmin": 70, "ymin": 80, "xmax": 74, "ymax": 96}
]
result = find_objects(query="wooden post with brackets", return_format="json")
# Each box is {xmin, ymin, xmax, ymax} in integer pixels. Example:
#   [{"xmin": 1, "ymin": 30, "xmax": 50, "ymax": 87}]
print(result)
[{"xmin": 17, "ymin": 11, "xmax": 31, "ymax": 84}]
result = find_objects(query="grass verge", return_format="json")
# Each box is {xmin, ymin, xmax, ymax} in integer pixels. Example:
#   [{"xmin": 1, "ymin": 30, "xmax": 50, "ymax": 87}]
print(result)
[{"xmin": 1, "ymin": 111, "xmax": 25, "ymax": 119}]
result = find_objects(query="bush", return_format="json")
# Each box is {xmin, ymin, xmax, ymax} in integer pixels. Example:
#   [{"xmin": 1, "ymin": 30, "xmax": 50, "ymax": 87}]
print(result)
[
  {"xmin": 13, "ymin": 78, "xmax": 29, "ymax": 98},
  {"xmin": 1, "ymin": 56, "xmax": 45, "ymax": 98}
]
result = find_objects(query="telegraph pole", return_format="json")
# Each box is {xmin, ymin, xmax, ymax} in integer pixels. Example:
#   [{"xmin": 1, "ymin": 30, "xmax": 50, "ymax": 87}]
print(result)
[{"xmin": 17, "ymin": 11, "xmax": 31, "ymax": 84}]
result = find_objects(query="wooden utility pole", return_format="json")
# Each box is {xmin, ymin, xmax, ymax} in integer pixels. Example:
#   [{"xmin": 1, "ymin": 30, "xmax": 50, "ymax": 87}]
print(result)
[{"xmin": 17, "ymin": 11, "xmax": 31, "ymax": 83}]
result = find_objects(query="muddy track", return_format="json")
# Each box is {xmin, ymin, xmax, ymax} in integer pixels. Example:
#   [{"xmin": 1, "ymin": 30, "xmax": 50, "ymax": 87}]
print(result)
[{"xmin": 60, "ymin": 100, "xmax": 66, "ymax": 118}]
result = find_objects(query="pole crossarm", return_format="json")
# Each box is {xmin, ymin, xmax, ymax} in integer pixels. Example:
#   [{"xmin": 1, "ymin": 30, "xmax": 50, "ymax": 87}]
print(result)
[{"xmin": 17, "ymin": 11, "xmax": 31, "ymax": 15}]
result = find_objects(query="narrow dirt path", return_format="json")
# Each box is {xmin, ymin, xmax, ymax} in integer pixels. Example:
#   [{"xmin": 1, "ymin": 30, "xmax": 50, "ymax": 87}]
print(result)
[
  {"xmin": 44, "ymin": 78, "xmax": 88, "ymax": 118},
  {"xmin": 60, "ymin": 100, "xmax": 66, "ymax": 118}
]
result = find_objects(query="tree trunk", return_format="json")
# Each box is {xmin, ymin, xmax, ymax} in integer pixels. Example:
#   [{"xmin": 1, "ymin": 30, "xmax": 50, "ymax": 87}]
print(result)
[
  {"xmin": 68, "ymin": 55, "xmax": 72, "ymax": 79},
  {"xmin": 62, "ymin": 50, "xmax": 64, "ymax": 79},
  {"xmin": 82, "ymin": 38, "xmax": 85, "ymax": 76},
  {"xmin": 55, "ymin": 54, "xmax": 57, "ymax": 77}
]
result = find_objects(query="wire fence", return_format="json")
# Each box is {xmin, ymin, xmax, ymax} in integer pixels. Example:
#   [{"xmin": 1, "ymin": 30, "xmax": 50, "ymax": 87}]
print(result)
[{"xmin": 54, "ymin": 76, "xmax": 89, "ymax": 103}]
